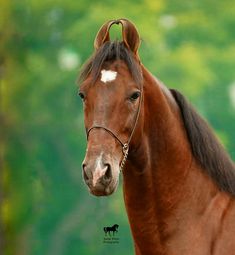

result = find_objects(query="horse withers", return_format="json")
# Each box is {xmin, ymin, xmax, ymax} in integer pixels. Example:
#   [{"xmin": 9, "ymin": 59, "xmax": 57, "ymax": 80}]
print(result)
[{"xmin": 78, "ymin": 19, "xmax": 235, "ymax": 255}]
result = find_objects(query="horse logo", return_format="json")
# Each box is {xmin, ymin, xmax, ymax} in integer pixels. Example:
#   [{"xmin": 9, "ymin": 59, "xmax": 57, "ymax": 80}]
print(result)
[{"xmin": 103, "ymin": 224, "xmax": 119, "ymax": 236}]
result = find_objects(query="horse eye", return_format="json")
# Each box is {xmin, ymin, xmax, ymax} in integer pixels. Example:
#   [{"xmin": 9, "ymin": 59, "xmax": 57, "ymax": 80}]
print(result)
[
  {"xmin": 130, "ymin": 91, "xmax": 140, "ymax": 101},
  {"xmin": 78, "ymin": 92, "xmax": 85, "ymax": 100}
]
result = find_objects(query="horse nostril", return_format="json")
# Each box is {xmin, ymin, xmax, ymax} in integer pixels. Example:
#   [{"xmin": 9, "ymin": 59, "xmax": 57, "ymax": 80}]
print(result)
[
  {"xmin": 82, "ymin": 164, "xmax": 89, "ymax": 182},
  {"xmin": 103, "ymin": 164, "xmax": 112, "ymax": 182},
  {"xmin": 83, "ymin": 171, "xmax": 89, "ymax": 182}
]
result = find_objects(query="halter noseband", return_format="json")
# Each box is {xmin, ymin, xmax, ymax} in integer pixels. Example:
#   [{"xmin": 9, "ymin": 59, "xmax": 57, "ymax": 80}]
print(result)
[{"xmin": 86, "ymin": 80, "xmax": 143, "ymax": 173}]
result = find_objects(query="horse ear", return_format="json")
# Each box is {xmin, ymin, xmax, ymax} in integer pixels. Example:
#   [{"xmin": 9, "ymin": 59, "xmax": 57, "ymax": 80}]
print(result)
[
  {"xmin": 119, "ymin": 18, "xmax": 140, "ymax": 57},
  {"xmin": 94, "ymin": 20, "xmax": 117, "ymax": 50},
  {"xmin": 94, "ymin": 19, "xmax": 141, "ymax": 59}
]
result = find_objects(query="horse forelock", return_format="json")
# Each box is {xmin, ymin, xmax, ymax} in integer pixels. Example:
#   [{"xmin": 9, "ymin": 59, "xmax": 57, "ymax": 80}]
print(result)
[{"xmin": 79, "ymin": 41, "xmax": 142, "ymax": 86}]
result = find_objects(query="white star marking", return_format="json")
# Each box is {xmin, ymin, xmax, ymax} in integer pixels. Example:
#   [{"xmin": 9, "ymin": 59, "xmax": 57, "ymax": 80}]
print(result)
[{"xmin": 100, "ymin": 69, "xmax": 117, "ymax": 83}]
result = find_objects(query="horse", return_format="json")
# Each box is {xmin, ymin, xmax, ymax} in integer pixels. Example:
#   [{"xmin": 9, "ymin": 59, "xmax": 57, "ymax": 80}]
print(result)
[
  {"xmin": 103, "ymin": 224, "xmax": 119, "ymax": 236},
  {"xmin": 78, "ymin": 19, "xmax": 235, "ymax": 255}
]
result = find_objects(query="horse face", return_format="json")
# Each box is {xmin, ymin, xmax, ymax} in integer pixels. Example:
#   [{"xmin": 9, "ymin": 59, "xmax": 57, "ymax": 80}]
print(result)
[{"xmin": 80, "ymin": 60, "xmax": 141, "ymax": 196}]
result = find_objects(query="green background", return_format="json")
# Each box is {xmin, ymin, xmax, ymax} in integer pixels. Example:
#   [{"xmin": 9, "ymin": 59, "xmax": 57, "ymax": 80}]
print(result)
[{"xmin": 1, "ymin": 0, "xmax": 235, "ymax": 254}]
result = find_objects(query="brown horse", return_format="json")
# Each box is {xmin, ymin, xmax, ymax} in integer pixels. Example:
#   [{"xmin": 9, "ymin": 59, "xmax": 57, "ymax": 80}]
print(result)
[{"xmin": 78, "ymin": 19, "xmax": 235, "ymax": 255}]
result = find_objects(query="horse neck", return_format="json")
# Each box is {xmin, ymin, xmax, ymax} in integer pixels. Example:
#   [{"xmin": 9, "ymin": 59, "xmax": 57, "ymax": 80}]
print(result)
[
  {"xmin": 124, "ymin": 66, "xmax": 193, "ymax": 207},
  {"xmin": 122, "ymin": 66, "xmax": 222, "ymax": 254}
]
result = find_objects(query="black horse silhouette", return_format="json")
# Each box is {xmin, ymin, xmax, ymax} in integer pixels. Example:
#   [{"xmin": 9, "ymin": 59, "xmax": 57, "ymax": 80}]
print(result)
[{"xmin": 103, "ymin": 224, "xmax": 119, "ymax": 236}]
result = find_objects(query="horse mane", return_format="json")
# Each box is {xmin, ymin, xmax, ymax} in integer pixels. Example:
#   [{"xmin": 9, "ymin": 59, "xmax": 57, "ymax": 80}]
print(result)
[
  {"xmin": 170, "ymin": 89, "xmax": 235, "ymax": 196},
  {"xmin": 79, "ymin": 41, "xmax": 142, "ymax": 84}
]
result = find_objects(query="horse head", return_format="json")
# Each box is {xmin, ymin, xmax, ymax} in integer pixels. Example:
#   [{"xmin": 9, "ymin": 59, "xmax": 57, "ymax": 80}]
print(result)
[{"xmin": 79, "ymin": 19, "xmax": 143, "ymax": 196}]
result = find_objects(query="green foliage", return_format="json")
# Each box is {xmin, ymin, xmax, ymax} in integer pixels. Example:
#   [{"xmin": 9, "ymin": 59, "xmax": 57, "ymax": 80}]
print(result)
[{"xmin": 1, "ymin": 0, "xmax": 235, "ymax": 254}]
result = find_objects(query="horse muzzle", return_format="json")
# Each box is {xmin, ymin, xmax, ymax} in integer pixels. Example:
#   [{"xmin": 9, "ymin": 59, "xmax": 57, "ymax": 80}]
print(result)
[{"xmin": 82, "ymin": 151, "xmax": 120, "ymax": 196}]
